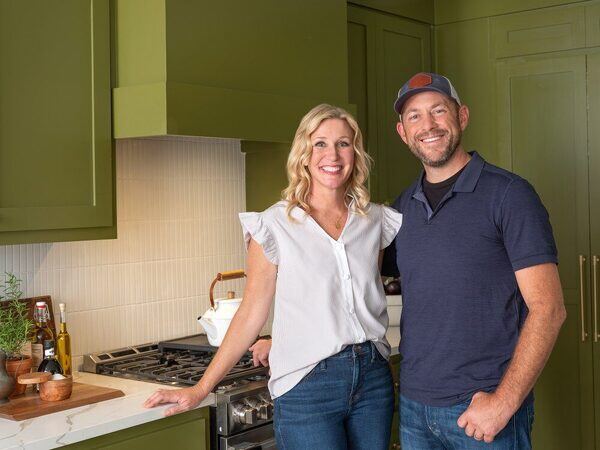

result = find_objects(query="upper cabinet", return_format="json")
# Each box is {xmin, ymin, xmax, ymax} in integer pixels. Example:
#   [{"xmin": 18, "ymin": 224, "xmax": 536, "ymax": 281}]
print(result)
[
  {"xmin": 348, "ymin": 5, "xmax": 432, "ymax": 204},
  {"xmin": 0, "ymin": 0, "xmax": 115, "ymax": 245},
  {"xmin": 491, "ymin": 4, "xmax": 586, "ymax": 58},
  {"xmin": 113, "ymin": 0, "xmax": 352, "ymax": 143}
]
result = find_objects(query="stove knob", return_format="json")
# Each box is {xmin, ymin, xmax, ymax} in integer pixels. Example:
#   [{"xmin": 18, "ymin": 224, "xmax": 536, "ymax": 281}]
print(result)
[
  {"xmin": 258, "ymin": 401, "xmax": 273, "ymax": 420},
  {"xmin": 232, "ymin": 402, "xmax": 258, "ymax": 425}
]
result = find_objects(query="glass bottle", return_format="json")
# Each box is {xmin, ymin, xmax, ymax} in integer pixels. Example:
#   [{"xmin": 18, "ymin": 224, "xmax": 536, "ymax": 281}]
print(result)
[
  {"xmin": 37, "ymin": 340, "xmax": 63, "ymax": 375},
  {"xmin": 31, "ymin": 302, "xmax": 54, "ymax": 369},
  {"xmin": 56, "ymin": 303, "xmax": 72, "ymax": 376}
]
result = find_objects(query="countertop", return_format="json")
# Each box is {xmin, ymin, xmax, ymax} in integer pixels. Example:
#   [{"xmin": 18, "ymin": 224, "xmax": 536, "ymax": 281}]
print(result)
[
  {"xmin": 1, "ymin": 324, "xmax": 400, "ymax": 449},
  {"xmin": 0, "ymin": 372, "xmax": 215, "ymax": 450},
  {"xmin": 386, "ymin": 326, "xmax": 401, "ymax": 357}
]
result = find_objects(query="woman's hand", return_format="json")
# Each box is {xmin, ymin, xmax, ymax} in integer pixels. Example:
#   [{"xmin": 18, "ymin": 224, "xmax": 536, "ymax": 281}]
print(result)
[
  {"xmin": 249, "ymin": 339, "xmax": 272, "ymax": 367},
  {"xmin": 143, "ymin": 385, "xmax": 208, "ymax": 417}
]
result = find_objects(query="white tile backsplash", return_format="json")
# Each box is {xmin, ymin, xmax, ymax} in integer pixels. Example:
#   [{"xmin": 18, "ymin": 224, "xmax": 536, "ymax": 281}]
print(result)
[{"xmin": 0, "ymin": 136, "xmax": 255, "ymax": 368}]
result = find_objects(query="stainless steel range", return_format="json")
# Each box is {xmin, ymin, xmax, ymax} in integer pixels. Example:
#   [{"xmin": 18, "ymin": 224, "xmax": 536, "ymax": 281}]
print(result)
[{"xmin": 83, "ymin": 334, "xmax": 276, "ymax": 450}]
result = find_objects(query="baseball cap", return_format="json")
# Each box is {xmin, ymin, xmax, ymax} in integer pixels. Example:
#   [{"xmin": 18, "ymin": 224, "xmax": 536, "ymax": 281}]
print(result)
[{"xmin": 393, "ymin": 72, "xmax": 461, "ymax": 115}]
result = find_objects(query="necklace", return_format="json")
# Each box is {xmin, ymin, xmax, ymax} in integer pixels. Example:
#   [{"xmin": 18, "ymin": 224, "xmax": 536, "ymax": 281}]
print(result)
[{"xmin": 310, "ymin": 210, "xmax": 346, "ymax": 230}]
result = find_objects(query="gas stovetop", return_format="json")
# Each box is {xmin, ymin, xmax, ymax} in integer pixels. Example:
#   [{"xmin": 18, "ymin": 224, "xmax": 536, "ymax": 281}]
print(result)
[{"xmin": 82, "ymin": 334, "xmax": 268, "ymax": 389}]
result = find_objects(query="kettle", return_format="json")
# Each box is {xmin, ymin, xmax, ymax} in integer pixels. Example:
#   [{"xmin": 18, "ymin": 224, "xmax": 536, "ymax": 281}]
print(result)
[{"xmin": 198, "ymin": 270, "xmax": 245, "ymax": 346}]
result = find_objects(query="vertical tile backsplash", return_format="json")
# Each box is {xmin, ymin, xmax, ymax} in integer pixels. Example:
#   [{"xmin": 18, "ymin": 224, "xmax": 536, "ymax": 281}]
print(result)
[{"xmin": 0, "ymin": 136, "xmax": 253, "ymax": 368}]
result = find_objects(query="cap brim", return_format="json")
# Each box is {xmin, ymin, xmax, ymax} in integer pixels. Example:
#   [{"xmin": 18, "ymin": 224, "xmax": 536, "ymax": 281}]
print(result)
[{"xmin": 393, "ymin": 87, "xmax": 454, "ymax": 115}]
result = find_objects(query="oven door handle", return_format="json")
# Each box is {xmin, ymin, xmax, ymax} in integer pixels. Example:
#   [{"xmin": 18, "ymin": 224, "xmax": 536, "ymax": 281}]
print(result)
[{"xmin": 227, "ymin": 437, "xmax": 277, "ymax": 450}]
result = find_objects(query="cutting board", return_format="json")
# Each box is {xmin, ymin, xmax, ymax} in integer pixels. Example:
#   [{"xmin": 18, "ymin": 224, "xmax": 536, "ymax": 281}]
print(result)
[{"xmin": 0, "ymin": 382, "xmax": 124, "ymax": 421}]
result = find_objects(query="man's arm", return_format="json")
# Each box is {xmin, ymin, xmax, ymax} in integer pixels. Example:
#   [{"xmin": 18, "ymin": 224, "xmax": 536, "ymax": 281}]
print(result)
[{"xmin": 457, "ymin": 263, "xmax": 566, "ymax": 443}]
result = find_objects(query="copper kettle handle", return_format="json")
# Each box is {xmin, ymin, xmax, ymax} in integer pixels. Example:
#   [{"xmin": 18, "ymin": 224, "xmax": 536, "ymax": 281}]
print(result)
[{"xmin": 209, "ymin": 270, "xmax": 246, "ymax": 307}]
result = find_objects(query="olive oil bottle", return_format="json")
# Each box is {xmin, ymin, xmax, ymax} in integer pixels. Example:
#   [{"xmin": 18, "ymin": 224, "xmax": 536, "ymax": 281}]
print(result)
[{"xmin": 56, "ymin": 303, "xmax": 72, "ymax": 376}]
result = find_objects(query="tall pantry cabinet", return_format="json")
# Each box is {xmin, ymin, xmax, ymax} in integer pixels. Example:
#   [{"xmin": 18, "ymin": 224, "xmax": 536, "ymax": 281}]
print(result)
[
  {"xmin": 347, "ymin": 4, "xmax": 432, "ymax": 204},
  {"xmin": 437, "ymin": 2, "xmax": 600, "ymax": 448}
]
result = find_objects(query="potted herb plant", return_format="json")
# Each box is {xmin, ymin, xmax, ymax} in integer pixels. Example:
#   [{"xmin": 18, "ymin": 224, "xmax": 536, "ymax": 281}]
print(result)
[{"xmin": 0, "ymin": 273, "xmax": 33, "ymax": 400}]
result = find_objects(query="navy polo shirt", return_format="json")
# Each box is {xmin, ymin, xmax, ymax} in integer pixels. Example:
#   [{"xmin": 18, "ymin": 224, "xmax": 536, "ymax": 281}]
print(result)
[{"xmin": 393, "ymin": 151, "xmax": 557, "ymax": 406}]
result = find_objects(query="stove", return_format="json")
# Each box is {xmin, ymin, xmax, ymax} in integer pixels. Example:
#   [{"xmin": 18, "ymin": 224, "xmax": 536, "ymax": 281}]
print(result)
[{"xmin": 83, "ymin": 334, "xmax": 276, "ymax": 449}]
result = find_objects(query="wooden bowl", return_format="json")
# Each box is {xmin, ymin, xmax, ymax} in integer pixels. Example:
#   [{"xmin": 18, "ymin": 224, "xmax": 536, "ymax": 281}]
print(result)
[{"xmin": 39, "ymin": 376, "xmax": 73, "ymax": 402}]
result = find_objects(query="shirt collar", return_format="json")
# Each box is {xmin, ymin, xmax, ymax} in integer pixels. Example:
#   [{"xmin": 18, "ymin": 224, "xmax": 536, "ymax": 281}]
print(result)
[{"xmin": 413, "ymin": 151, "xmax": 485, "ymax": 196}]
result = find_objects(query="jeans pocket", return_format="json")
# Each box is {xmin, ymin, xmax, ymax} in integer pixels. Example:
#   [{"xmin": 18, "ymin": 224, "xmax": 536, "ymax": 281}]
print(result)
[
  {"xmin": 373, "ymin": 347, "xmax": 388, "ymax": 363},
  {"xmin": 300, "ymin": 360, "xmax": 326, "ymax": 382}
]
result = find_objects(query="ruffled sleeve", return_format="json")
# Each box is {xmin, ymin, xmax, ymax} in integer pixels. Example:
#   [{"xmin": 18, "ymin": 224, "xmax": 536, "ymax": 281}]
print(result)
[
  {"xmin": 239, "ymin": 212, "xmax": 279, "ymax": 265},
  {"xmin": 380, "ymin": 205, "xmax": 402, "ymax": 249}
]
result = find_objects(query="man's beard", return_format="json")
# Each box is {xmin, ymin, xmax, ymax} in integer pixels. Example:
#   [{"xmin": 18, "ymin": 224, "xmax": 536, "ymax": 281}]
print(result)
[{"xmin": 407, "ymin": 129, "xmax": 461, "ymax": 168}]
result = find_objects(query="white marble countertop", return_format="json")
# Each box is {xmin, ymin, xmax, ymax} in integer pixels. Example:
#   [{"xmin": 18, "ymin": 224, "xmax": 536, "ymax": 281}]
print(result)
[
  {"xmin": 386, "ymin": 326, "xmax": 400, "ymax": 357},
  {"xmin": 0, "ymin": 372, "xmax": 215, "ymax": 450}
]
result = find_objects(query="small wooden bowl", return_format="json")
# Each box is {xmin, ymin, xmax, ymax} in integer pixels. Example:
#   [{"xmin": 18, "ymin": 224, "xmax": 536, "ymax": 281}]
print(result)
[
  {"xmin": 18, "ymin": 371, "xmax": 52, "ymax": 385},
  {"xmin": 39, "ymin": 376, "xmax": 73, "ymax": 401},
  {"xmin": 18, "ymin": 372, "xmax": 73, "ymax": 401}
]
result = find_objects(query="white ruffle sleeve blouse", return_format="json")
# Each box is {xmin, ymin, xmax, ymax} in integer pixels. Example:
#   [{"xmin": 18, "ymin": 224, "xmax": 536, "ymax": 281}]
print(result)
[{"xmin": 239, "ymin": 201, "xmax": 402, "ymax": 398}]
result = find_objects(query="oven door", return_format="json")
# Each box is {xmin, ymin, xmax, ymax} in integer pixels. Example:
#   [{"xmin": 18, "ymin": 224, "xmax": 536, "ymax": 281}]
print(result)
[{"xmin": 219, "ymin": 425, "xmax": 276, "ymax": 450}]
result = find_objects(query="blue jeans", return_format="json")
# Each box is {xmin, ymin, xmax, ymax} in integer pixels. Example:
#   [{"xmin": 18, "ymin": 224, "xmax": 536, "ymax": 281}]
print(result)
[
  {"xmin": 273, "ymin": 342, "xmax": 394, "ymax": 450},
  {"xmin": 400, "ymin": 394, "xmax": 534, "ymax": 449}
]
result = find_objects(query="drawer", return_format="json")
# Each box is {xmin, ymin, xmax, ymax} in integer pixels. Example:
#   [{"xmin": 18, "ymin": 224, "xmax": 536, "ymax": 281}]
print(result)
[{"xmin": 491, "ymin": 5, "xmax": 585, "ymax": 58}]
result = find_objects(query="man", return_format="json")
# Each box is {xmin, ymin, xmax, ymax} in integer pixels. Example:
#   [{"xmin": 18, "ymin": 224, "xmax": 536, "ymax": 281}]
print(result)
[{"xmin": 389, "ymin": 72, "xmax": 566, "ymax": 449}]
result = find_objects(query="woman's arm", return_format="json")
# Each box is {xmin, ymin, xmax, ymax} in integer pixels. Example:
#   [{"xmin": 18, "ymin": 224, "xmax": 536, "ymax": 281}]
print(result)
[{"xmin": 143, "ymin": 239, "xmax": 277, "ymax": 416}]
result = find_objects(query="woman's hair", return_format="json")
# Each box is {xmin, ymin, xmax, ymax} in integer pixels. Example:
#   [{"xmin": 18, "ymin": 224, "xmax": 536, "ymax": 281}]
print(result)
[{"xmin": 282, "ymin": 104, "xmax": 372, "ymax": 219}]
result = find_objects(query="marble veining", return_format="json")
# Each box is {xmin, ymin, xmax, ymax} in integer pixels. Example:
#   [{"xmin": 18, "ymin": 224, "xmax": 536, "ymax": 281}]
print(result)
[{"xmin": 0, "ymin": 372, "xmax": 215, "ymax": 450}]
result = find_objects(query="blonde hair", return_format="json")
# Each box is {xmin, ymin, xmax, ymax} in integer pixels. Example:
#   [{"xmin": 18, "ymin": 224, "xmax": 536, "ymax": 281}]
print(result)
[{"xmin": 282, "ymin": 104, "xmax": 372, "ymax": 219}]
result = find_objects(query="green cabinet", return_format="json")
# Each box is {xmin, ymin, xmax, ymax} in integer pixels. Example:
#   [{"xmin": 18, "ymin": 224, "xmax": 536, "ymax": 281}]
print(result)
[
  {"xmin": 389, "ymin": 354, "xmax": 401, "ymax": 450},
  {"xmin": 0, "ymin": 0, "xmax": 115, "ymax": 244},
  {"xmin": 347, "ymin": 5, "xmax": 432, "ymax": 204},
  {"xmin": 587, "ymin": 51, "xmax": 600, "ymax": 450},
  {"xmin": 496, "ymin": 53, "xmax": 595, "ymax": 450},
  {"xmin": 63, "ymin": 407, "xmax": 210, "ymax": 449},
  {"xmin": 437, "ymin": 2, "xmax": 600, "ymax": 448}
]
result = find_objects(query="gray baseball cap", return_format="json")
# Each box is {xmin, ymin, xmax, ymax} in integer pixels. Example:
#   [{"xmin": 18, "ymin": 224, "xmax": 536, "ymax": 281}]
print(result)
[{"xmin": 394, "ymin": 72, "xmax": 461, "ymax": 115}]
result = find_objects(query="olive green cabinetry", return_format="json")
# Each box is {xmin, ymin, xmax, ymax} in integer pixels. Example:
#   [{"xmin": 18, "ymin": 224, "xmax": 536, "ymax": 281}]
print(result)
[
  {"xmin": 496, "ymin": 52, "xmax": 593, "ymax": 450},
  {"xmin": 63, "ymin": 407, "xmax": 210, "ymax": 450},
  {"xmin": 347, "ymin": 4, "xmax": 432, "ymax": 203},
  {"xmin": 0, "ymin": 0, "xmax": 115, "ymax": 244},
  {"xmin": 436, "ymin": 2, "xmax": 600, "ymax": 448},
  {"xmin": 389, "ymin": 354, "xmax": 401, "ymax": 450},
  {"xmin": 590, "ymin": 50, "xmax": 600, "ymax": 450}
]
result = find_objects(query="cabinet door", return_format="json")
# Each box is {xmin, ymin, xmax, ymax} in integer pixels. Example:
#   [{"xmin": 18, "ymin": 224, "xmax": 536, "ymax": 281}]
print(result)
[
  {"xmin": 496, "ymin": 54, "xmax": 594, "ymax": 450},
  {"xmin": 389, "ymin": 355, "xmax": 401, "ymax": 450},
  {"xmin": 374, "ymin": 14, "xmax": 431, "ymax": 204},
  {"xmin": 348, "ymin": 6, "xmax": 380, "ymax": 197},
  {"xmin": 347, "ymin": 6, "xmax": 430, "ymax": 203},
  {"xmin": 588, "ymin": 51, "xmax": 600, "ymax": 450},
  {"xmin": 0, "ymin": 0, "xmax": 113, "ymax": 243},
  {"xmin": 62, "ymin": 407, "xmax": 210, "ymax": 449}
]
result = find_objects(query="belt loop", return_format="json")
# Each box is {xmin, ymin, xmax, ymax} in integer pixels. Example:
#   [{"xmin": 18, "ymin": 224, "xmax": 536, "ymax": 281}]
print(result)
[{"xmin": 370, "ymin": 341, "xmax": 376, "ymax": 363}]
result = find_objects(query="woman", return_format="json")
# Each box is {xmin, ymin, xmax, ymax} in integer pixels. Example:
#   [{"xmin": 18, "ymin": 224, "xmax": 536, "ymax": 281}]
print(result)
[{"xmin": 144, "ymin": 104, "xmax": 402, "ymax": 449}]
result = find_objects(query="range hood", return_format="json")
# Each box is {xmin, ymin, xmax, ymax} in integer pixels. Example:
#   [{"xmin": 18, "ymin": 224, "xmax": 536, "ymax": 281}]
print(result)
[{"xmin": 112, "ymin": 0, "xmax": 353, "ymax": 142}]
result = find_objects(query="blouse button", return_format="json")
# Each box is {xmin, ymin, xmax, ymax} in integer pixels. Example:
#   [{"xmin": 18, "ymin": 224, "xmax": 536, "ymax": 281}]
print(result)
[{"xmin": 344, "ymin": 273, "xmax": 351, "ymax": 280}]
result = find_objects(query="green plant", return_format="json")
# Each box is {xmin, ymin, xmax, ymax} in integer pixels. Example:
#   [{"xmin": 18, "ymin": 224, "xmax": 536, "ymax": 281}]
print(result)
[{"xmin": 0, "ymin": 273, "xmax": 32, "ymax": 359}]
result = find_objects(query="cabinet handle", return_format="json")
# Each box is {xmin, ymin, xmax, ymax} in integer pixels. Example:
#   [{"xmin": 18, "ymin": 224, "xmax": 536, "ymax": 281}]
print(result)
[
  {"xmin": 580, "ymin": 255, "xmax": 588, "ymax": 342},
  {"xmin": 594, "ymin": 256, "xmax": 599, "ymax": 343}
]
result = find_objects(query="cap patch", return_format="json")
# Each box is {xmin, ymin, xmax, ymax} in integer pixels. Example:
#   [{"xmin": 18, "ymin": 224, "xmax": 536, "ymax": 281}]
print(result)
[{"xmin": 408, "ymin": 73, "xmax": 432, "ymax": 88}]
